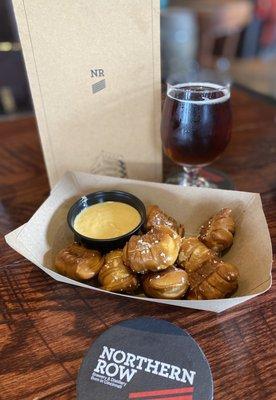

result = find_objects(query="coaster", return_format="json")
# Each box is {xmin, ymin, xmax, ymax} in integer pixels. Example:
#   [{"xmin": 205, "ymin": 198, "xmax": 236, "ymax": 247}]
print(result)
[{"xmin": 77, "ymin": 317, "xmax": 213, "ymax": 400}]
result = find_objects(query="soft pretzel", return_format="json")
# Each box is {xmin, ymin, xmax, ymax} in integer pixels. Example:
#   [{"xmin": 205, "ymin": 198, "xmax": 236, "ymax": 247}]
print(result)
[
  {"xmin": 146, "ymin": 205, "xmax": 184, "ymax": 236},
  {"xmin": 199, "ymin": 208, "xmax": 235, "ymax": 253},
  {"xmin": 55, "ymin": 243, "xmax": 104, "ymax": 281},
  {"xmin": 98, "ymin": 250, "xmax": 138, "ymax": 293},
  {"xmin": 178, "ymin": 237, "xmax": 239, "ymax": 300},
  {"xmin": 123, "ymin": 226, "xmax": 181, "ymax": 274},
  {"xmin": 143, "ymin": 266, "xmax": 189, "ymax": 299}
]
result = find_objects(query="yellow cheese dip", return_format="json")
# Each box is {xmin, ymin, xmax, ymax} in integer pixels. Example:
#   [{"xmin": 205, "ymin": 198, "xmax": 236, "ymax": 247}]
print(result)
[{"xmin": 74, "ymin": 201, "xmax": 141, "ymax": 239}]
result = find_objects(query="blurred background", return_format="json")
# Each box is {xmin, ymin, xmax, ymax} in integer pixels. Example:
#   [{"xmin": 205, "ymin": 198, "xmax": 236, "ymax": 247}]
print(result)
[{"xmin": 0, "ymin": 0, "xmax": 275, "ymax": 117}]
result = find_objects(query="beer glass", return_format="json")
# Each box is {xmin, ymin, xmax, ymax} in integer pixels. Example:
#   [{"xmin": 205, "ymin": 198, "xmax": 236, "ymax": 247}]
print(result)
[{"xmin": 161, "ymin": 70, "xmax": 232, "ymax": 188}]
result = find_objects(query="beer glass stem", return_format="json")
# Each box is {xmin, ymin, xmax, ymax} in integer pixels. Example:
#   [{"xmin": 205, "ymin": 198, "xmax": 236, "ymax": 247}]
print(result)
[{"xmin": 183, "ymin": 166, "xmax": 201, "ymax": 186}]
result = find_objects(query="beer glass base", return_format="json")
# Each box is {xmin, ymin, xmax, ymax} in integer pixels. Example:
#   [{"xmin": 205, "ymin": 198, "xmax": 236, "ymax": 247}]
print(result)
[{"xmin": 165, "ymin": 167, "xmax": 235, "ymax": 190}]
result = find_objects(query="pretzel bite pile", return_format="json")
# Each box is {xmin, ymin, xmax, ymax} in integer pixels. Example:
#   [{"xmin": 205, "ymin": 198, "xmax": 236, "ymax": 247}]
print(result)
[{"xmin": 54, "ymin": 205, "xmax": 239, "ymax": 300}]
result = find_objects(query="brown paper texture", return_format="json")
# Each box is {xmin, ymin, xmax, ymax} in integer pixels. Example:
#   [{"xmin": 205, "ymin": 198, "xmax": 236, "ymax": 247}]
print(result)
[
  {"xmin": 5, "ymin": 171, "xmax": 272, "ymax": 313},
  {"xmin": 12, "ymin": 0, "xmax": 162, "ymax": 187}
]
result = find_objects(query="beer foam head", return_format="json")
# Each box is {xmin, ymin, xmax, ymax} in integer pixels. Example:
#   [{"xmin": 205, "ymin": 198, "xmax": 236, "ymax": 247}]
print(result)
[{"xmin": 167, "ymin": 82, "xmax": 230, "ymax": 104}]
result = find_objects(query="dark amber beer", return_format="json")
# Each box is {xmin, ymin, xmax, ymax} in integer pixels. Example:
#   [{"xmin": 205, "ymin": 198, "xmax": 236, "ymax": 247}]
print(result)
[{"xmin": 161, "ymin": 83, "xmax": 231, "ymax": 166}]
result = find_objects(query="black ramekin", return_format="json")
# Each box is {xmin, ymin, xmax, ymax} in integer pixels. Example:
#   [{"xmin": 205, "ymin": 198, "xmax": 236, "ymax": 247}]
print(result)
[{"xmin": 67, "ymin": 190, "xmax": 146, "ymax": 252}]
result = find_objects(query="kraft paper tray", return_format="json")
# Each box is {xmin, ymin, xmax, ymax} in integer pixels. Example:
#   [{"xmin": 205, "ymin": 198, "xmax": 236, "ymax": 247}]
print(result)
[{"xmin": 5, "ymin": 171, "xmax": 272, "ymax": 313}]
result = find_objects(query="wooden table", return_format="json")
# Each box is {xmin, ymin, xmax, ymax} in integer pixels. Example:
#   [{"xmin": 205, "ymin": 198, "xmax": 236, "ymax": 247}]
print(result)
[{"xmin": 0, "ymin": 88, "xmax": 275, "ymax": 399}]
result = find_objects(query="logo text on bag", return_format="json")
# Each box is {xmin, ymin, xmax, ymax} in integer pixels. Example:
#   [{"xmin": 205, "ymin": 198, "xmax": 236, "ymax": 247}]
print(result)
[
  {"xmin": 91, "ymin": 69, "xmax": 105, "ymax": 78},
  {"xmin": 90, "ymin": 68, "xmax": 106, "ymax": 93}
]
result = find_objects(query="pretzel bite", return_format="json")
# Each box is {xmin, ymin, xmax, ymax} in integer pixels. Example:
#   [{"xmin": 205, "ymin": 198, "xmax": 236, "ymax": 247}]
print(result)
[
  {"xmin": 123, "ymin": 226, "xmax": 181, "ymax": 274},
  {"xmin": 55, "ymin": 243, "xmax": 104, "ymax": 281},
  {"xmin": 143, "ymin": 266, "xmax": 189, "ymax": 299},
  {"xmin": 178, "ymin": 237, "xmax": 239, "ymax": 300},
  {"xmin": 98, "ymin": 250, "xmax": 138, "ymax": 293},
  {"xmin": 199, "ymin": 208, "xmax": 235, "ymax": 253},
  {"xmin": 146, "ymin": 205, "xmax": 184, "ymax": 236}
]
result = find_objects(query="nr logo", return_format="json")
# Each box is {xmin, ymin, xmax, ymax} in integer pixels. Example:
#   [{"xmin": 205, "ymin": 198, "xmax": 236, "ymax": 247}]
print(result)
[
  {"xmin": 91, "ymin": 69, "xmax": 105, "ymax": 78},
  {"xmin": 90, "ymin": 68, "xmax": 106, "ymax": 94}
]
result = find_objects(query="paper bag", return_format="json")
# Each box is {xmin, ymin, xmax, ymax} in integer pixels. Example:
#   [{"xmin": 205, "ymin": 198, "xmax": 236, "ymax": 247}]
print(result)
[
  {"xmin": 12, "ymin": 0, "xmax": 162, "ymax": 187},
  {"xmin": 5, "ymin": 171, "xmax": 272, "ymax": 313}
]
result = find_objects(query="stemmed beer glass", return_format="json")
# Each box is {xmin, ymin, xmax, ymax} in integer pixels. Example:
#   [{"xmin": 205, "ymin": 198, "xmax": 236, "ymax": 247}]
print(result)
[{"xmin": 161, "ymin": 70, "xmax": 232, "ymax": 188}]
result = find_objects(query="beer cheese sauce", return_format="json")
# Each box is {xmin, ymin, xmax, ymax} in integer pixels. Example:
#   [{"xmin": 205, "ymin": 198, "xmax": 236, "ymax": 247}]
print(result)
[{"xmin": 74, "ymin": 201, "xmax": 141, "ymax": 239}]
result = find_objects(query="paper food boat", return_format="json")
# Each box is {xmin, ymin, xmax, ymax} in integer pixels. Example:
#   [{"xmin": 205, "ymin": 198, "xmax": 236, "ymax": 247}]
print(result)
[{"xmin": 5, "ymin": 171, "xmax": 272, "ymax": 313}]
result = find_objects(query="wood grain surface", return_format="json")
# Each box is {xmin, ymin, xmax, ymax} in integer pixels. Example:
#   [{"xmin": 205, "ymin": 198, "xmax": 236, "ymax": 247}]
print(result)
[{"xmin": 0, "ymin": 88, "xmax": 275, "ymax": 400}]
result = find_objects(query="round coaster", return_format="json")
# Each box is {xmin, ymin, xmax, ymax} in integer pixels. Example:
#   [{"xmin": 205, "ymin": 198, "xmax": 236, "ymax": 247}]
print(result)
[{"xmin": 77, "ymin": 317, "xmax": 213, "ymax": 400}]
